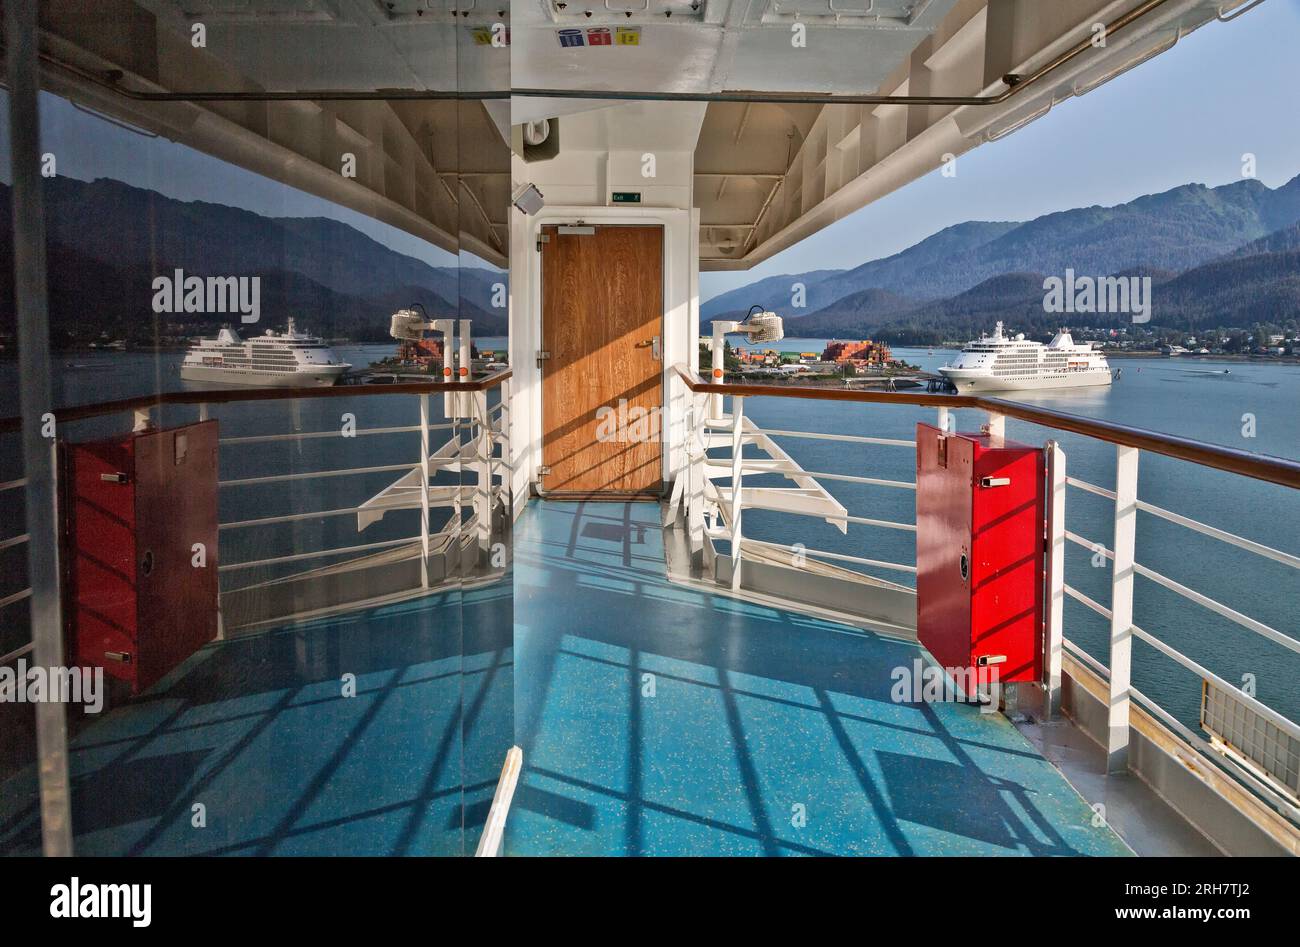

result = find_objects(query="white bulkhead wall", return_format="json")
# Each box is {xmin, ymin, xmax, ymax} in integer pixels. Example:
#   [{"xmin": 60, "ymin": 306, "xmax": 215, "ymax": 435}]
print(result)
[{"xmin": 507, "ymin": 102, "xmax": 707, "ymax": 514}]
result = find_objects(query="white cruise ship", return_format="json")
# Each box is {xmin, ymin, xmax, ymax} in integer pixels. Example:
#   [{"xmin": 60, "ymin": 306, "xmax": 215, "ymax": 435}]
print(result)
[
  {"xmin": 938, "ymin": 322, "xmax": 1112, "ymax": 393},
  {"xmin": 180, "ymin": 319, "xmax": 351, "ymax": 387}
]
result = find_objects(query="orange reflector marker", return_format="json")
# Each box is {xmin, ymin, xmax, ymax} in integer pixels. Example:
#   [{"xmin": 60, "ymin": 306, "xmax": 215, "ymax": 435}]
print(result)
[
  {"xmin": 459, "ymin": 367, "xmax": 469, "ymax": 376},
  {"xmin": 712, "ymin": 368, "xmax": 723, "ymax": 379},
  {"xmin": 443, "ymin": 367, "xmax": 452, "ymax": 377}
]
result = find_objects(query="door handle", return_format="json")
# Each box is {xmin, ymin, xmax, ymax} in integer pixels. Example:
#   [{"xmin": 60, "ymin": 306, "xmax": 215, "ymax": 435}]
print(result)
[{"xmin": 637, "ymin": 336, "xmax": 662, "ymax": 361}]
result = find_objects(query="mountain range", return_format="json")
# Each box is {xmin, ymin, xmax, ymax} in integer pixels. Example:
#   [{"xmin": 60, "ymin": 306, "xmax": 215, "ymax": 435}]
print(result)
[
  {"xmin": 703, "ymin": 174, "xmax": 1300, "ymax": 341},
  {"xmin": 0, "ymin": 177, "xmax": 507, "ymax": 345}
]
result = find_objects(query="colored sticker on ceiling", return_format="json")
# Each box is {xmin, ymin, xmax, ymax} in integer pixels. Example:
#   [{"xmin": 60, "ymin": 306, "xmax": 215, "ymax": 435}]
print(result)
[{"xmin": 555, "ymin": 26, "xmax": 641, "ymax": 48}]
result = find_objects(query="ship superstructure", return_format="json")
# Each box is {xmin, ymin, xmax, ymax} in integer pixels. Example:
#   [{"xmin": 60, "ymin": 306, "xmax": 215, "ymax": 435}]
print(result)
[
  {"xmin": 180, "ymin": 319, "xmax": 350, "ymax": 387},
  {"xmin": 939, "ymin": 322, "xmax": 1112, "ymax": 392}
]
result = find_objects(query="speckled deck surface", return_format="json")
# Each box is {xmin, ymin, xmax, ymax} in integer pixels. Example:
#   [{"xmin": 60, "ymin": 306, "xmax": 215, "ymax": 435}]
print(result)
[
  {"xmin": 506, "ymin": 501, "xmax": 1130, "ymax": 857},
  {"xmin": 0, "ymin": 584, "xmax": 514, "ymax": 857}
]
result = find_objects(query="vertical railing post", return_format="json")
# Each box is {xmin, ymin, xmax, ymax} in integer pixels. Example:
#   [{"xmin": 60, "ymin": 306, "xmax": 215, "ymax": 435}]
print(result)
[
  {"xmin": 473, "ymin": 390, "xmax": 492, "ymax": 554},
  {"xmin": 419, "ymin": 393, "xmax": 431, "ymax": 589},
  {"xmin": 687, "ymin": 395, "xmax": 706, "ymax": 561},
  {"xmin": 1043, "ymin": 440, "xmax": 1066, "ymax": 719},
  {"xmin": 1106, "ymin": 445, "xmax": 1139, "ymax": 773},
  {"xmin": 983, "ymin": 411, "xmax": 1005, "ymax": 439},
  {"xmin": 7, "ymin": 0, "xmax": 72, "ymax": 857},
  {"xmin": 936, "ymin": 405, "xmax": 950, "ymax": 433},
  {"xmin": 729, "ymin": 395, "xmax": 744, "ymax": 591},
  {"xmin": 499, "ymin": 379, "xmax": 511, "ymax": 515},
  {"xmin": 710, "ymin": 325, "xmax": 726, "ymax": 421}
]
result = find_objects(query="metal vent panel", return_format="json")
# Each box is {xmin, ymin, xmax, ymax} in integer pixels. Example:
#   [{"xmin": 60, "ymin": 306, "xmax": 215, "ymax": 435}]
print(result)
[{"xmin": 1202, "ymin": 679, "xmax": 1300, "ymax": 799}]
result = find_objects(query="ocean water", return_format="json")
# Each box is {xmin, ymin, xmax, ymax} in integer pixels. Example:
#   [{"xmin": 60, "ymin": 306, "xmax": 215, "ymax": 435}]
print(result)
[
  {"xmin": 1, "ymin": 342, "xmax": 1296, "ymax": 731},
  {"xmin": 736, "ymin": 344, "xmax": 1300, "ymax": 730}
]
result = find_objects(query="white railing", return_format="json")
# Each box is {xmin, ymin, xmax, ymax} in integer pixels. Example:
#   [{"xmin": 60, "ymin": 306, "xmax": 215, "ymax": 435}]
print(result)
[
  {"xmin": 679, "ymin": 390, "xmax": 923, "ymax": 591},
  {"xmin": 674, "ymin": 365, "xmax": 1300, "ymax": 824},
  {"xmin": 0, "ymin": 374, "xmax": 512, "ymax": 659},
  {"xmin": 212, "ymin": 382, "xmax": 510, "ymax": 588},
  {"xmin": 1053, "ymin": 448, "xmax": 1300, "ymax": 819}
]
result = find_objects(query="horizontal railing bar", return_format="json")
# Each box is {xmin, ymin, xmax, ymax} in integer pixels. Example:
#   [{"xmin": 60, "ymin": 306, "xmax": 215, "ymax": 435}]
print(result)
[
  {"xmin": 825, "ymin": 513, "xmax": 916, "ymax": 532},
  {"xmin": 1133, "ymin": 562, "xmax": 1300, "ymax": 656},
  {"xmin": 218, "ymin": 535, "xmax": 421, "ymax": 572},
  {"xmin": 0, "ymin": 641, "xmax": 33, "ymax": 665},
  {"xmin": 220, "ymin": 505, "xmax": 376, "ymax": 530},
  {"xmin": 703, "ymin": 459, "xmax": 914, "ymax": 489},
  {"xmin": 1131, "ymin": 624, "xmax": 1300, "ymax": 741},
  {"xmin": 0, "ymin": 587, "xmax": 33, "ymax": 610},
  {"xmin": 1065, "ymin": 530, "xmax": 1111, "ymax": 558},
  {"xmin": 219, "ymin": 423, "xmax": 453, "ymax": 446},
  {"xmin": 799, "ymin": 548, "xmax": 917, "ymax": 574},
  {"xmin": 1136, "ymin": 499, "xmax": 1300, "ymax": 571},
  {"xmin": 1065, "ymin": 476, "xmax": 1117, "ymax": 500},
  {"xmin": 0, "ymin": 478, "xmax": 27, "ymax": 493},
  {"xmin": 1064, "ymin": 583, "xmax": 1112, "ymax": 620},
  {"xmin": 746, "ymin": 427, "xmax": 915, "ymax": 448},
  {"xmin": 800, "ymin": 471, "xmax": 915, "ymax": 489},
  {"xmin": 0, "ymin": 533, "xmax": 30, "ymax": 552},
  {"xmin": 0, "ymin": 369, "xmax": 513, "ymax": 434},
  {"xmin": 673, "ymin": 364, "xmax": 1300, "ymax": 489},
  {"xmin": 219, "ymin": 462, "xmax": 415, "ymax": 487},
  {"xmin": 746, "ymin": 538, "xmax": 916, "ymax": 574},
  {"xmin": 1063, "ymin": 637, "xmax": 1110, "ymax": 679}
]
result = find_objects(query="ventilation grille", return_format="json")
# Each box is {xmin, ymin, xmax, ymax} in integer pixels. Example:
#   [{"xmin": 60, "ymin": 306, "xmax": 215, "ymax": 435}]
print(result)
[{"xmin": 1201, "ymin": 679, "xmax": 1300, "ymax": 800}]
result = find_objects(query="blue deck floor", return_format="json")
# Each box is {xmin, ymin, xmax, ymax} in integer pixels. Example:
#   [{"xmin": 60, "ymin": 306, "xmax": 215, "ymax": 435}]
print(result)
[
  {"xmin": 507, "ymin": 501, "xmax": 1130, "ymax": 856},
  {"xmin": 0, "ymin": 580, "xmax": 513, "ymax": 857},
  {"xmin": 1, "ymin": 500, "xmax": 1129, "ymax": 857}
]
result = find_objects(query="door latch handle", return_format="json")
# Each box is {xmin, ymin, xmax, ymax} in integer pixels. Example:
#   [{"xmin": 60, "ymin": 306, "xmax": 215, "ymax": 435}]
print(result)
[{"xmin": 637, "ymin": 336, "xmax": 662, "ymax": 360}]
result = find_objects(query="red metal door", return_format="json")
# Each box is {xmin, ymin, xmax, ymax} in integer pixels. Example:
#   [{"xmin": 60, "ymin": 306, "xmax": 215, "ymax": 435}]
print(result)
[
  {"xmin": 64, "ymin": 421, "xmax": 219, "ymax": 694},
  {"xmin": 969, "ymin": 436, "xmax": 1044, "ymax": 683},
  {"xmin": 915, "ymin": 424, "xmax": 974, "ymax": 673},
  {"xmin": 915, "ymin": 424, "xmax": 1044, "ymax": 686}
]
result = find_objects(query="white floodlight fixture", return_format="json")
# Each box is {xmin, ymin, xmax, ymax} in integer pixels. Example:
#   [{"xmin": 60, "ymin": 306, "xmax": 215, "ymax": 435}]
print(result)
[
  {"xmin": 390, "ymin": 308, "xmax": 426, "ymax": 341},
  {"xmin": 707, "ymin": 306, "xmax": 786, "ymax": 414}
]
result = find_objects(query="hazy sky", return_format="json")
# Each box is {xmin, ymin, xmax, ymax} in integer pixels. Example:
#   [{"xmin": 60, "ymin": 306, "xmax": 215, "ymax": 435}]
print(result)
[
  {"xmin": 1, "ymin": 0, "xmax": 1297, "ymax": 298},
  {"xmin": 701, "ymin": 0, "xmax": 1300, "ymax": 300}
]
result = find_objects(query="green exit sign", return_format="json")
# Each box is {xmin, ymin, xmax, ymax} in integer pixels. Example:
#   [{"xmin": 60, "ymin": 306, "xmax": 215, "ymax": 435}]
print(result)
[{"xmin": 611, "ymin": 191, "xmax": 641, "ymax": 204}]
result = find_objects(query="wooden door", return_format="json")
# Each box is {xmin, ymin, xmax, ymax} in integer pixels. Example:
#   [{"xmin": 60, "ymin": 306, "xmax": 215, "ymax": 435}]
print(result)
[{"xmin": 540, "ymin": 224, "xmax": 664, "ymax": 497}]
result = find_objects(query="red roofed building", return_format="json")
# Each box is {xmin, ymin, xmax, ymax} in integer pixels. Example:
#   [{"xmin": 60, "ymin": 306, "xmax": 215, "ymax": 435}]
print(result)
[{"xmin": 822, "ymin": 340, "xmax": 892, "ymax": 368}]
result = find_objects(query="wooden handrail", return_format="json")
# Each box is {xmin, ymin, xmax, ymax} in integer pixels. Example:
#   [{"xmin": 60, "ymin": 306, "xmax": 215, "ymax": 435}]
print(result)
[
  {"xmin": 0, "ymin": 368, "xmax": 512, "ymax": 434},
  {"xmin": 672, "ymin": 364, "xmax": 1300, "ymax": 490}
]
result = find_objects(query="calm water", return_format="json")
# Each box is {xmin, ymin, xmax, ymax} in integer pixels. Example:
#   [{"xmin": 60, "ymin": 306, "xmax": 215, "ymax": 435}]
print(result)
[
  {"xmin": 737, "ymin": 343, "xmax": 1300, "ymax": 728},
  {"xmin": 1, "ymin": 341, "xmax": 1296, "ymax": 728}
]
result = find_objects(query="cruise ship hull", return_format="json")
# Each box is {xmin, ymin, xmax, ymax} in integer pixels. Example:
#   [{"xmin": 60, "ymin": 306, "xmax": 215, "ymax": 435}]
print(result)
[
  {"xmin": 940, "ymin": 368, "xmax": 1112, "ymax": 393},
  {"xmin": 179, "ymin": 365, "xmax": 348, "ymax": 387}
]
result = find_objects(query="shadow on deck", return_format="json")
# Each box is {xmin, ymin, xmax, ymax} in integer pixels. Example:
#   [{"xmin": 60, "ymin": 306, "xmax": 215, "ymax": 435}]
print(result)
[
  {"xmin": 0, "ymin": 578, "xmax": 513, "ymax": 857},
  {"xmin": 507, "ymin": 501, "xmax": 1130, "ymax": 856}
]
